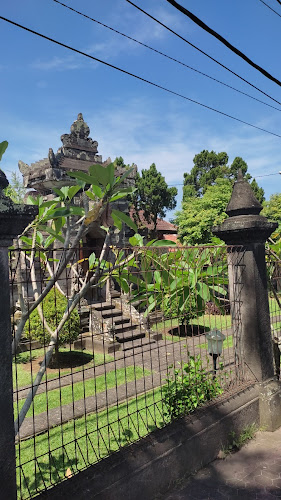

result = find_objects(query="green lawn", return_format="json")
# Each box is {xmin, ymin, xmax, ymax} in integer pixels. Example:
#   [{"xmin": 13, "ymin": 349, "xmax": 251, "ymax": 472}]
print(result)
[
  {"xmin": 13, "ymin": 348, "xmax": 114, "ymax": 390},
  {"xmin": 15, "ymin": 365, "xmax": 151, "ymax": 418},
  {"xmin": 17, "ymin": 389, "xmax": 165, "ymax": 499}
]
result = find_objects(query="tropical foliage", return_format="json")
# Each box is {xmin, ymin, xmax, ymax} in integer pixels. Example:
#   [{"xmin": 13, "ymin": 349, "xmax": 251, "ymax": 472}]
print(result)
[{"xmin": 163, "ymin": 355, "xmax": 223, "ymax": 419}]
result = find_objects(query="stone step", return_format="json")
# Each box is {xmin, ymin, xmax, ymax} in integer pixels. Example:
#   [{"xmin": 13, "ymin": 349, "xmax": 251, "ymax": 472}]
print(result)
[
  {"xmin": 91, "ymin": 302, "xmax": 115, "ymax": 311},
  {"xmin": 114, "ymin": 323, "xmax": 138, "ymax": 334},
  {"xmin": 121, "ymin": 338, "xmax": 156, "ymax": 351},
  {"xmin": 101, "ymin": 309, "xmax": 123, "ymax": 319},
  {"xmin": 110, "ymin": 291, "xmax": 121, "ymax": 298},
  {"xmin": 115, "ymin": 330, "xmax": 145, "ymax": 343},
  {"xmin": 114, "ymin": 317, "xmax": 131, "ymax": 326}
]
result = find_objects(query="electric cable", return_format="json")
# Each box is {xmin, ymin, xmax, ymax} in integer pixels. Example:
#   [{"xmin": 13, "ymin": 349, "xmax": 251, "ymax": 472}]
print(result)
[
  {"xmin": 166, "ymin": 0, "xmax": 281, "ymax": 88},
  {"xmin": 49, "ymin": 0, "xmax": 281, "ymax": 112},
  {"xmin": 167, "ymin": 172, "xmax": 281, "ymax": 186},
  {"xmin": 258, "ymin": 0, "xmax": 281, "ymax": 18},
  {"xmin": 1, "ymin": 15, "xmax": 281, "ymax": 139},
  {"xmin": 126, "ymin": 0, "xmax": 281, "ymax": 106}
]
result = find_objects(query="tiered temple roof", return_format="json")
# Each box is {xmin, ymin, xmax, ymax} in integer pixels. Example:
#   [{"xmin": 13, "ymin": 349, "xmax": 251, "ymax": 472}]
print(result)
[{"xmin": 19, "ymin": 113, "xmax": 136, "ymax": 193}]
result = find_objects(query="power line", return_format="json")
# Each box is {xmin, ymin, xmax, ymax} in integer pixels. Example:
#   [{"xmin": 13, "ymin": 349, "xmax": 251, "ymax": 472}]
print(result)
[
  {"xmin": 276, "ymin": 0, "xmax": 281, "ymax": 5},
  {"xmin": 166, "ymin": 0, "xmax": 281, "ymax": 89},
  {"xmin": 1, "ymin": 15, "xmax": 281, "ymax": 139},
  {"xmin": 126, "ymin": 0, "xmax": 281, "ymax": 107},
  {"xmin": 259, "ymin": 0, "xmax": 281, "ymax": 18},
  {"xmin": 49, "ymin": 0, "xmax": 281, "ymax": 113},
  {"xmin": 167, "ymin": 172, "xmax": 280, "ymax": 186}
]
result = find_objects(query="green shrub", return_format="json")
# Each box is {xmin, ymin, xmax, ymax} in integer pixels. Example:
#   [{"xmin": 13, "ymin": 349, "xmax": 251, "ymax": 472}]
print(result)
[
  {"xmin": 24, "ymin": 289, "xmax": 80, "ymax": 346},
  {"xmin": 162, "ymin": 355, "xmax": 223, "ymax": 420},
  {"xmin": 163, "ymin": 291, "xmax": 199, "ymax": 325}
]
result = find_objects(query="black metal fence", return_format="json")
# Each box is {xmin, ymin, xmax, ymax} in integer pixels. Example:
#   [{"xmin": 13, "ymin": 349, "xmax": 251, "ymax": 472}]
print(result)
[{"xmin": 10, "ymin": 244, "xmax": 255, "ymax": 499}]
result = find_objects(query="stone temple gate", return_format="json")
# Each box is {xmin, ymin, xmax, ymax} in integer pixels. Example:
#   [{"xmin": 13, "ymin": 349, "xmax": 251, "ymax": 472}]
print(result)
[{"xmin": 18, "ymin": 113, "xmax": 137, "ymax": 249}]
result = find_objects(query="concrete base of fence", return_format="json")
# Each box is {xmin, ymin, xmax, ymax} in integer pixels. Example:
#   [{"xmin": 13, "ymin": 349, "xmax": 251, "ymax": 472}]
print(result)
[
  {"xmin": 259, "ymin": 378, "xmax": 281, "ymax": 431},
  {"xmin": 38, "ymin": 384, "xmax": 260, "ymax": 500}
]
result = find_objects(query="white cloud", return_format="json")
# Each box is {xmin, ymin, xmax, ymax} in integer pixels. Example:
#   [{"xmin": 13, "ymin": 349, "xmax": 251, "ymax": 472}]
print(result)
[{"xmin": 31, "ymin": 56, "xmax": 81, "ymax": 71}]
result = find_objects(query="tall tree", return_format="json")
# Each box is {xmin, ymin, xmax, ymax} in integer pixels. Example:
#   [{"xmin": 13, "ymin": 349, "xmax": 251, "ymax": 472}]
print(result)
[
  {"xmin": 262, "ymin": 193, "xmax": 281, "ymax": 225},
  {"xmin": 131, "ymin": 163, "xmax": 177, "ymax": 237},
  {"xmin": 183, "ymin": 150, "xmax": 264, "ymax": 203},
  {"xmin": 176, "ymin": 178, "xmax": 233, "ymax": 245}
]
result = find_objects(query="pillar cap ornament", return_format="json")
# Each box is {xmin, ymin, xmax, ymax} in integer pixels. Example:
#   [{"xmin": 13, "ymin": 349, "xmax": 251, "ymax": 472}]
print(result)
[{"xmin": 213, "ymin": 170, "xmax": 277, "ymax": 245}]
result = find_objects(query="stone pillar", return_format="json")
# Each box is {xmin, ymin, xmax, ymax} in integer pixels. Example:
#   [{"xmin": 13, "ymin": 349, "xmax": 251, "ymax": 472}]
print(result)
[
  {"xmin": 213, "ymin": 171, "xmax": 281, "ymax": 431},
  {"xmin": 0, "ymin": 172, "xmax": 37, "ymax": 499}
]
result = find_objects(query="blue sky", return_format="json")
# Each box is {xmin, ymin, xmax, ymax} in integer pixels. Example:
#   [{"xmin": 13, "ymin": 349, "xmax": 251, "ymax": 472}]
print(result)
[{"xmin": 1, "ymin": 0, "xmax": 281, "ymax": 218}]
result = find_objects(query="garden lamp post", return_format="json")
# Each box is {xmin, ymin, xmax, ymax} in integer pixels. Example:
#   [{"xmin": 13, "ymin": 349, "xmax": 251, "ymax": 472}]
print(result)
[{"xmin": 206, "ymin": 329, "xmax": 225, "ymax": 377}]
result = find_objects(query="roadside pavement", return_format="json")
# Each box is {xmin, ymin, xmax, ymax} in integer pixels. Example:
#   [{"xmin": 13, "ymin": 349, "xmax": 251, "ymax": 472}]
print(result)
[{"xmin": 162, "ymin": 426, "xmax": 281, "ymax": 499}]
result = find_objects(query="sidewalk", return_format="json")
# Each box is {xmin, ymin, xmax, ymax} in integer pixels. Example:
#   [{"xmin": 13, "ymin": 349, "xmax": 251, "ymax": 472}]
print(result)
[{"xmin": 162, "ymin": 426, "xmax": 281, "ymax": 500}]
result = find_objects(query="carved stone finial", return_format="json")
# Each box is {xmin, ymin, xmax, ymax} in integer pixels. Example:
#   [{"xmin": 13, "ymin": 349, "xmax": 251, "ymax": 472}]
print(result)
[
  {"xmin": 237, "ymin": 168, "xmax": 243, "ymax": 182},
  {"xmin": 70, "ymin": 113, "xmax": 90, "ymax": 140},
  {"xmin": 226, "ymin": 170, "xmax": 262, "ymax": 217},
  {"xmin": 213, "ymin": 169, "xmax": 277, "ymax": 244}
]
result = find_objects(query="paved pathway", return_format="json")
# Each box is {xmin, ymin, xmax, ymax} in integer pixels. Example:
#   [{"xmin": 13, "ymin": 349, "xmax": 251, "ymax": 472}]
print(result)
[{"xmin": 162, "ymin": 427, "xmax": 281, "ymax": 500}]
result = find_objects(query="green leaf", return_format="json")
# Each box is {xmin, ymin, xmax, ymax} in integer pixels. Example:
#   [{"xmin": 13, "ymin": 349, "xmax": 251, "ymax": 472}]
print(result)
[
  {"xmin": 68, "ymin": 185, "xmax": 81, "ymax": 200},
  {"xmin": 26, "ymin": 195, "xmax": 38, "ymax": 205},
  {"xmin": 85, "ymin": 191, "xmax": 96, "ymax": 201},
  {"xmin": 88, "ymin": 251, "xmax": 96, "ymax": 270},
  {"xmin": 44, "ymin": 236, "xmax": 56, "ymax": 249},
  {"xmin": 20, "ymin": 236, "xmax": 32, "ymax": 246},
  {"xmin": 115, "ymin": 276, "xmax": 129, "ymax": 294},
  {"xmin": 69, "ymin": 206, "xmax": 85, "ymax": 216},
  {"xmin": 154, "ymin": 270, "xmax": 162, "ymax": 285},
  {"xmin": 68, "ymin": 171, "xmax": 97, "ymax": 185},
  {"xmin": 111, "ymin": 209, "xmax": 137, "ymax": 232},
  {"xmin": 41, "ymin": 226, "xmax": 64, "ymax": 243},
  {"xmin": 40, "ymin": 200, "xmax": 59, "ymax": 208},
  {"xmin": 129, "ymin": 234, "xmax": 144, "ymax": 247},
  {"xmin": 89, "ymin": 164, "xmax": 113, "ymax": 187},
  {"xmin": 149, "ymin": 240, "xmax": 176, "ymax": 247},
  {"xmin": 110, "ymin": 192, "xmax": 131, "ymax": 202},
  {"xmin": 52, "ymin": 187, "xmax": 64, "ymax": 199},
  {"xmin": 111, "ymin": 212, "xmax": 122, "ymax": 231},
  {"xmin": 36, "ymin": 231, "xmax": 44, "ymax": 245},
  {"xmin": 50, "ymin": 207, "xmax": 73, "ymax": 218},
  {"xmin": 0, "ymin": 141, "xmax": 8, "ymax": 161}
]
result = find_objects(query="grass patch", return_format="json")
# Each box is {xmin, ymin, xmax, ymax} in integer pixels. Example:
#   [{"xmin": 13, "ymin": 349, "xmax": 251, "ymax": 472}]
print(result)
[
  {"xmin": 13, "ymin": 348, "xmax": 114, "ymax": 389},
  {"xmin": 152, "ymin": 314, "xmax": 231, "ymax": 336},
  {"xmin": 15, "ymin": 366, "xmax": 150, "ymax": 418},
  {"xmin": 190, "ymin": 314, "xmax": 231, "ymax": 331},
  {"xmin": 222, "ymin": 424, "xmax": 257, "ymax": 456},
  {"xmin": 17, "ymin": 389, "xmax": 165, "ymax": 499}
]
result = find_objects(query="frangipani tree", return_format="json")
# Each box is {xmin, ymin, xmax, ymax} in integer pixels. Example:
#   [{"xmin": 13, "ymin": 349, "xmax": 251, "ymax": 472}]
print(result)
[{"xmin": 14, "ymin": 162, "xmax": 140, "ymax": 433}]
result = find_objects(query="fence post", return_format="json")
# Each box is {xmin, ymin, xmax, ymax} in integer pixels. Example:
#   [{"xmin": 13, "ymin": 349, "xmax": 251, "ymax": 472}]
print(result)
[
  {"xmin": 213, "ymin": 170, "xmax": 281, "ymax": 431},
  {"xmin": 0, "ymin": 172, "xmax": 37, "ymax": 499}
]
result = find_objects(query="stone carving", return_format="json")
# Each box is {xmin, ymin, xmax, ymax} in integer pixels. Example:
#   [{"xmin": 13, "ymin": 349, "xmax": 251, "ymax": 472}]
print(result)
[
  {"xmin": 60, "ymin": 113, "xmax": 98, "ymax": 155},
  {"xmin": 18, "ymin": 160, "xmax": 30, "ymax": 176},
  {"xmin": 48, "ymin": 148, "xmax": 58, "ymax": 168}
]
